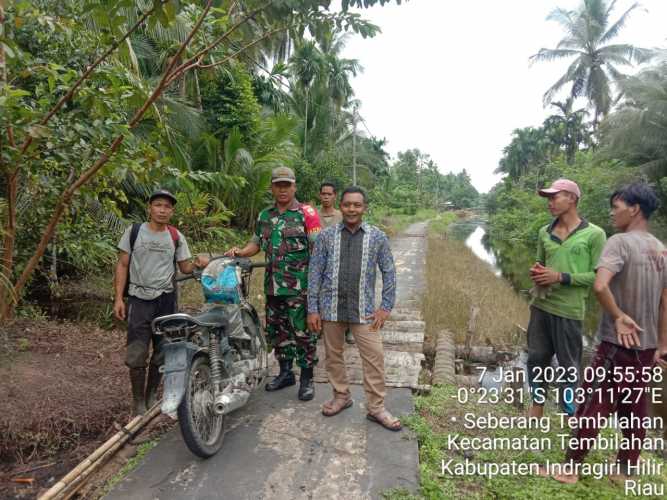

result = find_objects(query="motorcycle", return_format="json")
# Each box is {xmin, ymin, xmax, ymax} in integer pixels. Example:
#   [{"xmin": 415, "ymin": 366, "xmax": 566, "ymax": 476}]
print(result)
[{"xmin": 151, "ymin": 257, "xmax": 268, "ymax": 458}]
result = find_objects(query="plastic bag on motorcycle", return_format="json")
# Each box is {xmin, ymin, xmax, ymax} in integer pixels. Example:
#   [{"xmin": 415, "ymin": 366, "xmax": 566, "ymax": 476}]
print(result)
[{"xmin": 201, "ymin": 261, "xmax": 242, "ymax": 304}]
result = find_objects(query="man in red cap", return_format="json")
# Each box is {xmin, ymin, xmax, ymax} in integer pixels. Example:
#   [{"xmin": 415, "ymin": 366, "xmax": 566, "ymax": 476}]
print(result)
[{"xmin": 527, "ymin": 179, "xmax": 606, "ymax": 418}]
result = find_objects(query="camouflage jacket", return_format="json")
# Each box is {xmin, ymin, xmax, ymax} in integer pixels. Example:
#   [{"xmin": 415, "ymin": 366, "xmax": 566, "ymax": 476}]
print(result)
[{"xmin": 251, "ymin": 199, "xmax": 321, "ymax": 296}]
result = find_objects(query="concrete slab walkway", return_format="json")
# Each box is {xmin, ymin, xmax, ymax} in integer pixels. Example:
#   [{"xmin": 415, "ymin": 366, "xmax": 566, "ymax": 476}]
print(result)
[
  {"xmin": 104, "ymin": 386, "xmax": 417, "ymax": 500},
  {"xmin": 105, "ymin": 222, "xmax": 429, "ymax": 500}
]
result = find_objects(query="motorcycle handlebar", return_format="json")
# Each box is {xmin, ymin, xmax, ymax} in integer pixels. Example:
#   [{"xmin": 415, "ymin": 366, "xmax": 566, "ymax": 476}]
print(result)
[
  {"xmin": 174, "ymin": 257, "xmax": 266, "ymax": 282},
  {"xmin": 175, "ymin": 269, "xmax": 200, "ymax": 282}
]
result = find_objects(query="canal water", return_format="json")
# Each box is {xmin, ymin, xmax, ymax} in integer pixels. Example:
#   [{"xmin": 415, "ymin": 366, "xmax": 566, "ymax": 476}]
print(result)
[{"xmin": 448, "ymin": 218, "xmax": 501, "ymax": 276}]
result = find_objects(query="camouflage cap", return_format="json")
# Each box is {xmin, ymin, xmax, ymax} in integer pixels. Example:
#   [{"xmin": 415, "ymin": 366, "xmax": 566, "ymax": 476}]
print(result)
[
  {"xmin": 271, "ymin": 166, "xmax": 296, "ymax": 184},
  {"xmin": 149, "ymin": 188, "xmax": 177, "ymax": 205}
]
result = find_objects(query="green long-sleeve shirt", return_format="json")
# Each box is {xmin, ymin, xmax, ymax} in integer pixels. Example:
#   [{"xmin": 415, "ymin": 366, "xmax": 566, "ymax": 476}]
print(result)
[{"xmin": 532, "ymin": 219, "xmax": 607, "ymax": 321}]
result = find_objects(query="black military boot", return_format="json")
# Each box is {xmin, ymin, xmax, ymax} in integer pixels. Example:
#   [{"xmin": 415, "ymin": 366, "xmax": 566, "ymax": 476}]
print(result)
[
  {"xmin": 265, "ymin": 359, "xmax": 296, "ymax": 391},
  {"xmin": 129, "ymin": 367, "xmax": 147, "ymax": 415},
  {"xmin": 145, "ymin": 364, "xmax": 163, "ymax": 409},
  {"xmin": 298, "ymin": 367, "xmax": 315, "ymax": 401}
]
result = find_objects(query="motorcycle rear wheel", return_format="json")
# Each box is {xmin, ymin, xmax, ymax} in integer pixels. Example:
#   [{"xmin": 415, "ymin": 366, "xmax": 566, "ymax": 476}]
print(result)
[{"xmin": 177, "ymin": 356, "xmax": 225, "ymax": 458}]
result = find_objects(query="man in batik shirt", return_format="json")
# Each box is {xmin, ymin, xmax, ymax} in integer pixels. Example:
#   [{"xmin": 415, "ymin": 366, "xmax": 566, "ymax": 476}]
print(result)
[
  {"xmin": 225, "ymin": 166, "xmax": 321, "ymax": 401},
  {"xmin": 307, "ymin": 186, "xmax": 401, "ymax": 431}
]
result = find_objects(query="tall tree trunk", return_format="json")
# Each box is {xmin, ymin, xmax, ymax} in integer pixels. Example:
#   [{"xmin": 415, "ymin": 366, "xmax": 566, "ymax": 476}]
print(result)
[
  {"xmin": 303, "ymin": 86, "xmax": 309, "ymax": 158},
  {"xmin": 566, "ymin": 135, "xmax": 576, "ymax": 165},
  {"xmin": 194, "ymin": 69, "xmax": 203, "ymax": 111}
]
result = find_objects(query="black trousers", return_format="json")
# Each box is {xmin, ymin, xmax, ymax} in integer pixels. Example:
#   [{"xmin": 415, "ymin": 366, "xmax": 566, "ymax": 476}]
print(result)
[
  {"xmin": 125, "ymin": 292, "xmax": 176, "ymax": 368},
  {"xmin": 526, "ymin": 305, "xmax": 583, "ymax": 416}
]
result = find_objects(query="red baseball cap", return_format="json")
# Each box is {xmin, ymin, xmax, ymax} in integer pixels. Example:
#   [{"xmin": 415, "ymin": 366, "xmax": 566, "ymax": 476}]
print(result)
[{"xmin": 538, "ymin": 179, "xmax": 581, "ymax": 199}]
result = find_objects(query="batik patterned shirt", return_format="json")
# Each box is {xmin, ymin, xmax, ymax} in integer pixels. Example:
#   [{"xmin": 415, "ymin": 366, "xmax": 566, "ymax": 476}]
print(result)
[
  {"xmin": 307, "ymin": 222, "xmax": 396, "ymax": 324},
  {"xmin": 251, "ymin": 199, "xmax": 321, "ymax": 297}
]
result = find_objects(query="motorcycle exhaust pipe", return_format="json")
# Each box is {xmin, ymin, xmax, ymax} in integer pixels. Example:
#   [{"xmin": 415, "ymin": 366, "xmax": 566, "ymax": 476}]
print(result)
[{"xmin": 214, "ymin": 390, "xmax": 250, "ymax": 415}]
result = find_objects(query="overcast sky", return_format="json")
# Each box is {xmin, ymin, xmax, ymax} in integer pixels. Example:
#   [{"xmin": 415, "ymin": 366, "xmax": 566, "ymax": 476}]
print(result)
[{"xmin": 341, "ymin": 0, "xmax": 667, "ymax": 193}]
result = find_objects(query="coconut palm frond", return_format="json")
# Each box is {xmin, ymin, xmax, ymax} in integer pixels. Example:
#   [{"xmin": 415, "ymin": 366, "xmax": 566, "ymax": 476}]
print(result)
[{"xmin": 533, "ymin": 0, "xmax": 650, "ymax": 124}]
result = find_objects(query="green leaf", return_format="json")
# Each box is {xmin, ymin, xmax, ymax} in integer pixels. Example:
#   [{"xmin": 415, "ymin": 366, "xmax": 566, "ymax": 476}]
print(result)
[
  {"xmin": 28, "ymin": 124, "xmax": 52, "ymax": 138},
  {"xmin": 1, "ymin": 42, "xmax": 15, "ymax": 59},
  {"xmin": 163, "ymin": 2, "xmax": 177, "ymax": 22},
  {"xmin": 9, "ymin": 88, "xmax": 31, "ymax": 98}
]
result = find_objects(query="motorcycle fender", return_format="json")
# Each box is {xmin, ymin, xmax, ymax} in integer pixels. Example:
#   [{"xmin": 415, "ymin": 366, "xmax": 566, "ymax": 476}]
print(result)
[{"xmin": 161, "ymin": 342, "xmax": 199, "ymax": 415}]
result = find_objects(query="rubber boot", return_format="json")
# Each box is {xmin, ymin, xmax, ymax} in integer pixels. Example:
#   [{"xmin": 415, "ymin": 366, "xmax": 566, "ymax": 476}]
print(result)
[
  {"xmin": 129, "ymin": 367, "xmax": 147, "ymax": 415},
  {"xmin": 145, "ymin": 364, "xmax": 163, "ymax": 409},
  {"xmin": 298, "ymin": 367, "xmax": 315, "ymax": 401},
  {"xmin": 265, "ymin": 359, "xmax": 296, "ymax": 391}
]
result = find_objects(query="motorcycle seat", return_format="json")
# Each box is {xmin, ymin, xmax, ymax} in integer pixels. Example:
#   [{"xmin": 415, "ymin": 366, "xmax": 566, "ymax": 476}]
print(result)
[{"xmin": 191, "ymin": 307, "xmax": 228, "ymax": 328}]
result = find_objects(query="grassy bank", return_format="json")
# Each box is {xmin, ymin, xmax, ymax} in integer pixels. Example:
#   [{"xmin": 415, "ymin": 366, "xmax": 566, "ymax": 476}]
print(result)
[
  {"xmin": 411, "ymin": 218, "xmax": 667, "ymax": 499},
  {"xmin": 423, "ymin": 222, "xmax": 530, "ymax": 351},
  {"xmin": 394, "ymin": 384, "xmax": 667, "ymax": 500}
]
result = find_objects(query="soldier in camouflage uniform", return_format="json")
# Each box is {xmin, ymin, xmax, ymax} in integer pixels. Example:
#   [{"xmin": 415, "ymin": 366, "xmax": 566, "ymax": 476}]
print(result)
[{"xmin": 225, "ymin": 166, "xmax": 321, "ymax": 400}]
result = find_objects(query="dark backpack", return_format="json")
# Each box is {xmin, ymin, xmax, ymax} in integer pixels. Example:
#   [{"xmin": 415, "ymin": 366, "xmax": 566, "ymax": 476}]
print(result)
[{"xmin": 123, "ymin": 223, "xmax": 180, "ymax": 298}]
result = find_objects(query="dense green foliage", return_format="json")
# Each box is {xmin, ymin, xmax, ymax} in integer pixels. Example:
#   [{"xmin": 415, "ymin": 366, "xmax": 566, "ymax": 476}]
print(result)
[
  {"xmin": 488, "ymin": 0, "xmax": 667, "ymax": 297},
  {"xmin": 1, "ymin": 0, "xmax": 468, "ymax": 315},
  {"xmin": 371, "ymin": 149, "xmax": 479, "ymax": 215}
]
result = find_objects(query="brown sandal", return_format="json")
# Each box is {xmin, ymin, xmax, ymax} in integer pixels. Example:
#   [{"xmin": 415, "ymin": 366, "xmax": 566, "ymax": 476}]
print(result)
[
  {"xmin": 322, "ymin": 398, "xmax": 353, "ymax": 416},
  {"xmin": 366, "ymin": 410, "xmax": 402, "ymax": 431}
]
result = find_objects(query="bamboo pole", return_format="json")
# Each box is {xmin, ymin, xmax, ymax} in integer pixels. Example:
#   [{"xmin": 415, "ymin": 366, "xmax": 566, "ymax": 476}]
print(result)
[
  {"xmin": 38, "ymin": 404, "xmax": 161, "ymax": 500},
  {"xmin": 60, "ymin": 406, "xmax": 161, "ymax": 500}
]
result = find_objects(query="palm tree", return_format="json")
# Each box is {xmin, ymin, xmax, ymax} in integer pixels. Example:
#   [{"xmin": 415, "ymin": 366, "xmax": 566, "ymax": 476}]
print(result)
[
  {"xmin": 601, "ymin": 58, "xmax": 667, "ymax": 180},
  {"xmin": 220, "ymin": 114, "xmax": 299, "ymax": 229},
  {"xmin": 531, "ymin": 0, "xmax": 653, "ymax": 128},
  {"xmin": 317, "ymin": 30, "xmax": 362, "ymax": 112},
  {"xmin": 289, "ymin": 40, "xmax": 324, "ymax": 157},
  {"xmin": 494, "ymin": 127, "xmax": 545, "ymax": 180},
  {"xmin": 542, "ymin": 98, "xmax": 590, "ymax": 164}
]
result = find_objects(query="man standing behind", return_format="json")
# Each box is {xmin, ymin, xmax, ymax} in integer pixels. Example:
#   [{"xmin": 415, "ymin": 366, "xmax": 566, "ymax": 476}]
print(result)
[
  {"xmin": 549, "ymin": 182, "xmax": 667, "ymax": 484},
  {"xmin": 114, "ymin": 189, "xmax": 204, "ymax": 415},
  {"xmin": 527, "ymin": 179, "xmax": 606, "ymax": 418},
  {"xmin": 317, "ymin": 181, "xmax": 355, "ymax": 344},
  {"xmin": 307, "ymin": 187, "xmax": 401, "ymax": 431},
  {"xmin": 225, "ymin": 166, "xmax": 321, "ymax": 401},
  {"xmin": 318, "ymin": 182, "xmax": 342, "ymax": 229}
]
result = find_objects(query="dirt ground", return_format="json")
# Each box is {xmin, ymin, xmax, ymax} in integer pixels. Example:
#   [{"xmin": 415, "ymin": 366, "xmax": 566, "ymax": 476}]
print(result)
[
  {"xmin": 0, "ymin": 261, "xmax": 264, "ymax": 499},
  {"xmin": 0, "ymin": 319, "xmax": 135, "ymax": 499}
]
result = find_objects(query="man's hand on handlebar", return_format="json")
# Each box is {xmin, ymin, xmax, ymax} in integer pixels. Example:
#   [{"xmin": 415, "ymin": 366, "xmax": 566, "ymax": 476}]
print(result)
[
  {"xmin": 224, "ymin": 247, "xmax": 240, "ymax": 257},
  {"xmin": 194, "ymin": 255, "xmax": 209, "ymax": 269}
]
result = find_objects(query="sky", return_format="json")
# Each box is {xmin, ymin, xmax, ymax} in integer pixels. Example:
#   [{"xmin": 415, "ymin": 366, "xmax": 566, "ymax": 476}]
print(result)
[{"xmin": 341, "ymin": 0, "xmax": 667, "ymax": 193}]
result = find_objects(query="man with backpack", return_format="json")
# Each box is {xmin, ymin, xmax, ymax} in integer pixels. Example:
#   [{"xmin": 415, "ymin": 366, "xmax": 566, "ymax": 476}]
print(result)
[{"xmin": 113, "ymin": 189, "xmax": 205, "ymax": 415}]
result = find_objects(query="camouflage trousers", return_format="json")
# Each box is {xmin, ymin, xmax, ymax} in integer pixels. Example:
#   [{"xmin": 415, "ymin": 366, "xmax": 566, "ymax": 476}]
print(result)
[{"xmin": 266, "ymin": 294, "xmax": 318, "ymax": 368}]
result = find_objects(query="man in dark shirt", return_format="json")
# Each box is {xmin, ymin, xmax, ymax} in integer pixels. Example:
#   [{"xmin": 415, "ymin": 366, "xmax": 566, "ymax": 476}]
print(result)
[{"xmin": 308, "ymin": 187, "xmax": 401, "ymax": 431}]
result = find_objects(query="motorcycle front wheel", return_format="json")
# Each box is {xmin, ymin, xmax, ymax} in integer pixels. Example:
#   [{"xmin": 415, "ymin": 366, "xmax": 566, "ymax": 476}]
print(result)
[{"xmin": 177, "ymin": 356, "xmax": 225, "ymax": 458}]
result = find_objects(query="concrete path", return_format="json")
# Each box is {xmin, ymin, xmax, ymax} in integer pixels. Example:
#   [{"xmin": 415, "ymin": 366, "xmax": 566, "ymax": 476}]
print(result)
[{"xmin": 105, "ymin": 222, "xmax": 429, "ymax": 500}]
